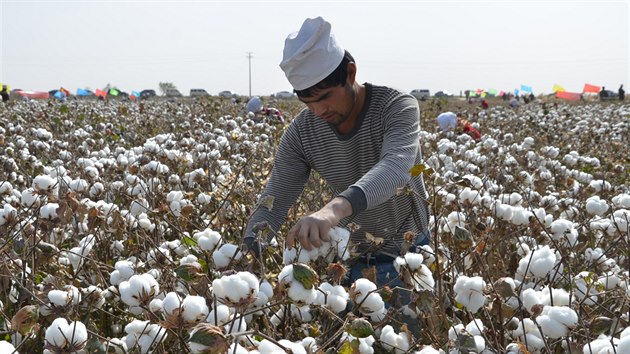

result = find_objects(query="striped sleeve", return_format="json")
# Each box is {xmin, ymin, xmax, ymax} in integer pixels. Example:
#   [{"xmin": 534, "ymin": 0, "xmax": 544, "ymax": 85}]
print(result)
[{"xmin": 244, "ymin": 121, "xmax": 310, "ymax": 240}]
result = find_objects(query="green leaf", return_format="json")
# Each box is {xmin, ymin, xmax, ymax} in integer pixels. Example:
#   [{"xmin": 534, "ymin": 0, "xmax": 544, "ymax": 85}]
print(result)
[
  {"xmin": 182, "ymin": 236, "xmax": 198, "ymax": 247},
  {"xmin": 59, "ymin": 104, "xmax": 69, "ymax": 114},
  {"xmin": 339, "ymin": 339, "xmax": 361, "ymax": 354},
  {"xmin": 292, "ymin": 262, "xmax": 318, "ymax": 290},
  {"xmin": 409, "ymin": 163, "xmax": 434, "ymax": 177}
]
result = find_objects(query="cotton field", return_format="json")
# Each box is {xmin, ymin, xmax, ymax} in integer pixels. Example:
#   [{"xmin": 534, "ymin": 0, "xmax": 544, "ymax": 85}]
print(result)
[{"xmin": 0, "ymin": 97, "xmax": 629, "ymax": 353}]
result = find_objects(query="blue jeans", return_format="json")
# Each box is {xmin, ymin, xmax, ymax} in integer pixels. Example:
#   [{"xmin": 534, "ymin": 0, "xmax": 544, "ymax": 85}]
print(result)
[{"xmin": 348, "ymin": 230, "xmax": 431, "ymax": 338}]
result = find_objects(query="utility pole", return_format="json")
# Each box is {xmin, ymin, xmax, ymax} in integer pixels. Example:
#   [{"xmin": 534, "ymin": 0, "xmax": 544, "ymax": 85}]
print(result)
[{"xmin": 246, "ymin": 52, "xmax": 253, "ymax": 97}]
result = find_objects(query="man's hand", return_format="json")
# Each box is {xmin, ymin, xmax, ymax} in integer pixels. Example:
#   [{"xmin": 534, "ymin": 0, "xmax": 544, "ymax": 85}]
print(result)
[{"xmin": 287, "ymin": 197, "xmax": 353, "ymax": 250}]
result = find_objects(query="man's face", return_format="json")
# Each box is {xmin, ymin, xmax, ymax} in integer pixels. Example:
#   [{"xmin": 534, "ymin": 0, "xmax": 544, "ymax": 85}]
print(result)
[{"xmin": 298, "ymin": 83, "xmax": 355, "ymax": 127}]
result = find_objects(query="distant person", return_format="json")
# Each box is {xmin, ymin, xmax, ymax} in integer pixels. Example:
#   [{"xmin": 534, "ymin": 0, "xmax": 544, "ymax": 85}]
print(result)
[
  {"xmin": 247, "ymin": 96, "xmax": 263, "ymax": 114},
  {"xmin": 481, "ymin": 99, "xmax": 489, "ymax": 109},
  {"xmin": 437, "ymin": 111, "xmax": 481, "ymax": 142},
  {"xmin": 619, "ymin": 85, "xmax": 625, "ymax": 101},
  {"xmin": 600, "ymin": 86, "xmax": 607, "ymax": 99},
  {"xmin": 0, "ymin": 85, "xmax": 9, "ymax": 103}
]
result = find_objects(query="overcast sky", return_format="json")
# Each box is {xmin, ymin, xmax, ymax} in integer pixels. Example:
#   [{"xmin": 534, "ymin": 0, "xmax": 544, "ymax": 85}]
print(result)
[{"xmin": 1, "ymin": 0, "xmax": 628, "ymax": 96}]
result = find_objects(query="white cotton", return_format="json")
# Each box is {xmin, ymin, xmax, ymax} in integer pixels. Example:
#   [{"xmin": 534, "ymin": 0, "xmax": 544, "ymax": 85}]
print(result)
[
  {"xmin": 119, "ymin": 273, "xmax": 159, "ymax": 314},
  {"xmin": 123, "ymin": 320, "xmax": 167, "ymax": 354},
  {"xmin": 379, "ymin": 325, "xmax": 410, "ymax": 353},
  {"xmin": 586, "ymin": 195, "xmax": 609, "ymax": 216},
  {"xmin": 394, "ymin": 252, "xmax": 424, "ymax": 271},
  {"xmin": 316, "ymin": 282, "xmax": 349, "ymax": 313},
  {"xmin": 44, "ymin": 318, "xmax": 88, "ymax": 351},
  {"xmin": 510, "ymin": 206, "xmax": 533, "ymax": 226},
  {"xmin": 206, "ymin": 304, "xmax": 232, "ymax": 325},
  {"xmin": 0, "ymin": 341, "xmax": 16, "ymax": 353},
  {"xmin": 40, "ymin": 203, "xmax": 59, "ymax": 219},
  {"xmin": 612, "ymin": 193, "xmax": 630, "ymax": 208},
  {"xmin": 212, "ymin": 243, "xmax": 242, "ymax": 268},
  {"xmin": 494, "ymin": 203, "xmax": 514, "ymax": 221},
  {"xmin": 350, "ymin": 278, "xmax": 378, "ymax": 304},
  {"xmin": 573, "ymin": 271, "xmax": 599, "ymax": 305},
  {"xmin": 48, "ymin": 289, "xmax": 70, "ymax": 307},
  {"xmin": 33, "ymin": 174, "xmax": 57, "ymax": 192},
  {"xmin": 524, "ymin": 245, "xmax": 557, "ymax": 278},
  {"xmin": 21, "ymin": 188, "xmax": 39, "ymax": 207},
  {"xmin": 162, "ymin": 292, "xmax": 183, "ymax": 316},
  {"xmin": 181, "ymin": 296, "xmax": 209, "ymax": 322},
  {"xmin": 211, "ymin": 271, "xmax": 259, "ymax": 306},
  {"xmin": 197, "ymin": 192, "xmax": 212, "ymax": 204},
  {"xmin": 453, "ymin": 275, "xmax": 486, "ymax": 313}
]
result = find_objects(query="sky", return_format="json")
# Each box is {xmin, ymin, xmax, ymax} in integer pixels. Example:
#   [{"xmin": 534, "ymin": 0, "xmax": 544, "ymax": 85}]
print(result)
[{"xmin": 1, "ymin": 0, "xmax": 628, "ymax": 97}]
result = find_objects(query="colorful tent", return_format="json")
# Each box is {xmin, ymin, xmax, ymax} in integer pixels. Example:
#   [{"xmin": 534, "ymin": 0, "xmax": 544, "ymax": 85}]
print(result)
[
  {"xmin": 583, "ymin": 84, "xmax": 600, "ymax": 93},
  {"xmin": 16, "ymin": 90, "xmax": 50, "ymax": 99},
  {"xmin": 556, "ymin": 91, "xmax": 581, "ymax": 101},
  {"xmin": 520, "ymin": 85, "xmax": 533, "ymax": 93}
]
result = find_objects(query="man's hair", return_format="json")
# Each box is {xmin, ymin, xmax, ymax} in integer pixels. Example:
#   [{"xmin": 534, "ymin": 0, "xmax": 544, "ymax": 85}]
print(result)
[{"xmin": 294, "ymin": 50, "xmax": 355, "ymax": 98}]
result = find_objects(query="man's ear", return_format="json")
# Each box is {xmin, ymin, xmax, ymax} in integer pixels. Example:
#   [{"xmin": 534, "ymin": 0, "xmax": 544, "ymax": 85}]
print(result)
[{"xmin": 346, "ymin": 62, "xmax": 357, "ymax": 85}]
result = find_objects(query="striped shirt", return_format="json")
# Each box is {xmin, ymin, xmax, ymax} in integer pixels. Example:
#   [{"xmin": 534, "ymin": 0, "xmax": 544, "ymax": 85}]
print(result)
[{"xmin": 245, "ymin": 83, "xmax": 430, "ymax": 256}]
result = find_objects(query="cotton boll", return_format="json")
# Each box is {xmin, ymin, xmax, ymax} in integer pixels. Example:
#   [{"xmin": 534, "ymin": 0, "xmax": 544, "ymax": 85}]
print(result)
[
  {"xmin": 379, "ymin": 325, "xmax": 410, "ymax": 353},
  {"xmin": 212, "ymin": 243, "xmax": 242, "ymax": 269},
  {"xmin": 494, "ymin": 203, "xmax": 514, "ymax": 222},
  {"xmin": 181, "ymin": 296, "xmax": 210, "ymax": 322},
  {"xmin": 549, "ymin": 219, "xmax": 578, "ymax": 247},
  {"xmin": 40, "ymin": 203, "xmax": 59, "ymax": 219},
  {"xmin": 510, "ymin": 206, "xmax": 533, "ymax": 226},
  {"xmin": 206, "ymin": 304, "xmax": 232, "ymax": 325},
  {"xmin": 612, "ymin": 193, "xmax": 630, "ymax": 208},
  {"xmin": 44, "ymin": 318, "xmax": 88, "ymax": 352},
  {"xmin": 573, "ymin": 271, "xmax": 599, "ymax": 305},
  {"xmin": 0, "ymin": 341, "xmax": 16, "ymax": 353},
  {"xmin": 453, "ymin": 276, "xmax": 486, "ymax": 313},
  {"xmin": 212, "ymin": 271, "xmax": 259, "ymax": 307},
  {"xmin": 21, "ymin": 188, "xmax": 39, "ymax": 207},
  {"xmin": 586, "ymin": 196, "xmax": 609, "ymax": 216},
  {"xmin": 316, "ymin": 282, "xmax": 349, "ymax": 313}
]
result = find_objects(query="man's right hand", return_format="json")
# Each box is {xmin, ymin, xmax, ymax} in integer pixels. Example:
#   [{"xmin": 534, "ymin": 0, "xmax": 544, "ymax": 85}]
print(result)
[{"xmin": 286, "ymin": 197, "xmax": 352, "ymax": 250}]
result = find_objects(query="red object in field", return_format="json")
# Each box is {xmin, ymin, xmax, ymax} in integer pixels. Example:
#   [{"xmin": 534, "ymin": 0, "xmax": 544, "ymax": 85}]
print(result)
[
  {"xmin": 583, "ymin": 84, "xmax": 600, "ymax": 93},
  {"xmin": 556, "ymin": 91, "xmax": 581, "ymax": 101},
  {"xmin": 16, "ymin": 90, "xmax": 50, "ymax": 99}
]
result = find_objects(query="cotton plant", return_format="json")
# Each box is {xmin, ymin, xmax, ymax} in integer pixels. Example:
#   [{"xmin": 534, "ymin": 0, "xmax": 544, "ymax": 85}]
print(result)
[
  {"xmin": 283, "ymin": 226, "xmax": 351, "ymax": 264},
  {"xmin": 514, "ymin": 245, "xmax": 563, "ymax": 284},
  {"xmin": 582, "ymin": 326, "xmax": 630, "ymax": 353},
  {"xmin": 448, "ymin": 319, "xmax": 486, "ymax": 353},
  {"xmin": 278, "ymin": 264, "xmax": 319, "ymax": 305},
  {"xmin": 160, "ymin": 292, "xmax": 209, "ymax": 328},
  {"xmin": 212, "ymin": 243, "xmax": 243, "ymax": 269},
  {"xmin": 453, "ymin": 275, "xmax": 486, "ymax": 313},
  {"xmin": 349, "ymin": 278, "xmax": 387, "ymax": 322},
  {"xmin": 393, "ymin": 252, "xmax": 434, "ymax": 291},
  {"xmin": 340, "ymin": 331, "xmax": 376, "ymax": 354},
  {"xmin": 43, "ymin": 318, "xmax": 88, "ymax": 354},
  {"xmin": 508, "ymin": 318, "xmax": 545, "ymax": 353},
  {"xmin": 211, "ymin": 271, "xmax": 259, "ymax": 308},
  {"xmin": 66, "ymin": 234, "xmax": 96, "ymax": 272},
  {"xmin": 39, "ymin": 285, "xmax": 82, "ymax": 316},
  {"xmin": 535, "ymin": 305, "xmax": 578, "ymax": 339},
  {"xmin": 314, "ymin": 282, "xmax": 349, "ymax": 313},
  {"xmin": 122, "ymin": 320, "xmax": 167, "ymax": 354},
  {"xmin": 379, "ymin": 324, "xmax": 411, "ymax": 353},
  {"xmin": 118, "ymin": 273, "xmax": 160, "ymax": 315}
]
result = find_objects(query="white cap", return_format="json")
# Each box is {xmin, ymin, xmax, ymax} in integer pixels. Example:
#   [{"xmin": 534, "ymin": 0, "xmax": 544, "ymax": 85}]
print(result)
[
  {"xmin": 279, "ymin": 17, "xmax": 345, "ymax": 91},
  {"xmin": 437, "ymin": 112, "xmax": 458, "ymax": 132}
]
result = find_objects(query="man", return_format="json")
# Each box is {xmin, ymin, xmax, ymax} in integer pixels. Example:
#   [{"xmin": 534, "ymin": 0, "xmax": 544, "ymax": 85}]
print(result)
[{"xmin": 244, "ymin": 17, "xmax": 430, "ymax": 280}]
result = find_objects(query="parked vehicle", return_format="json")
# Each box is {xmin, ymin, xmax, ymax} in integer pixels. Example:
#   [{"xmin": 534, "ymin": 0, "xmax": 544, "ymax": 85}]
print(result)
[
  {"xmin": 140, "ymin": 89, "xmax": 157, "ymax": 99},
  {"xmin": 410, "ymin": 89, "xmax": 430, "ymax": 100},
  {"xmin": 274, "ymin": 91, "xmax": 296, "ymax": 99},
  {"xmin": 190, "ymin": 88, "xmax": 210, "ymax": 97},
  {"xmin": 165, "ymin": 88, "xmax": 183, "ymax": 98},
  {"xmin": 599, "ymin": 90, "xmax": 618, "ymax": 101},
  {"xmin": 434, "ymin": 91, "xmax": 452, "ymax": 98},
  {"xmin": 218, "ymin": 90, "xmax": 237, "ymax": 98}
]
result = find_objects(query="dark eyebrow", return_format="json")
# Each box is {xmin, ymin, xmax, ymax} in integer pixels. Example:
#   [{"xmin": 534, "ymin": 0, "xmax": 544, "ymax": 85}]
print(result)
[{"xmin": 300, "ymin": 91, "xmax": 331, "ymax": 104}]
